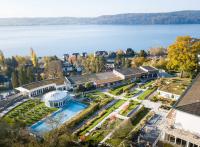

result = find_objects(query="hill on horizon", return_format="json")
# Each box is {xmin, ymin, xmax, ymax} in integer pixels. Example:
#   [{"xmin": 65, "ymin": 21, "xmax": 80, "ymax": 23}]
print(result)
[{"xmin": 0, "ymin": 10, "xmax": 200, "ymax": 26}]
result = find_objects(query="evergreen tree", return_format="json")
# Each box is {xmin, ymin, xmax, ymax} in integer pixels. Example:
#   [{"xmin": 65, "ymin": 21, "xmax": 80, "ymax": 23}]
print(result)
[
  {"xmin": 11, "ymin": 70, "xmax": 19, "ymax": 88},
  {"xmin": 18, "ymin": 66, "xmax": 28, "ymax": 85},
  {"xmin": 27, "ymin": 67, "xmax": 35, "ymax": 83}
]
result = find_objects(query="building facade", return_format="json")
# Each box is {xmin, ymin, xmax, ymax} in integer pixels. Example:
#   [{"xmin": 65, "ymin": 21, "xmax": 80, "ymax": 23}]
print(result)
[{"xmin": 160, "ymin": 74, "xmax": 200, "ymax": 146}]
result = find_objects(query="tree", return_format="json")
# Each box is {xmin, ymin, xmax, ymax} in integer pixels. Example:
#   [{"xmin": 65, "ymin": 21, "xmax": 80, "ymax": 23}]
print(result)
[
  {"xmin": 27, "ymin": 67, "xmax": 35, "ymax": 82},
  {"xmin": 45, "ymin": 60, "xmax": 63, "ymax": 78},
  {"xmin": 131, "ymin": 57, "xmax": 145, "ymax": 67},
  {"xmin": 139, "ymin": 50, "xmax": 148, "ymax": 57},
  {"xmin": 125, "ymin": 58, "xmax": 131, "ymax": 68},
  {"xmin": 167, "ymin": 36, "xmax": 200, "ymax": 77},
  {"xmin": 11, "ymin": 70, "xmax": 19, "ymax": 88},
  {"xmin": 30, "ymin": 48, "xmax": 38, "ymax": 68},
  {"xmin": 149, "ymin": 47, "xmax": 166, "ymax": 56},
  {"xmin": 18, "ymin": 66, "xmax": 28, "ymax": 85},
  {"xmin": 126, "ymin": 48, "xmax": 135, "ymax": 57},
  {"xmin": 0, "ymin": 50, "xmax": 5, "ymax": 65}
]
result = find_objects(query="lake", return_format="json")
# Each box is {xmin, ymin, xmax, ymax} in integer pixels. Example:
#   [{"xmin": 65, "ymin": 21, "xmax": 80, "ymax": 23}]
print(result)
[{"xmin": 0, "ymin": 24, "xmax": 200, "ymax": 57}]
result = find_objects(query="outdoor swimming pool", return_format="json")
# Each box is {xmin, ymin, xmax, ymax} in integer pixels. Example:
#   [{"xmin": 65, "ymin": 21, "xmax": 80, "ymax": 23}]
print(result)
[{"xmin": 30, "ymin": 100, "xmax": 87, "ymax": 135}]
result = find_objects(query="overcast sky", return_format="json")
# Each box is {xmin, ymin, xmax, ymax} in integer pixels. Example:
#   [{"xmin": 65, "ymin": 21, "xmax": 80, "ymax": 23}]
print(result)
[{"xmin": 0, "ymin": 0, "xmax": 199, "ymax": 18}]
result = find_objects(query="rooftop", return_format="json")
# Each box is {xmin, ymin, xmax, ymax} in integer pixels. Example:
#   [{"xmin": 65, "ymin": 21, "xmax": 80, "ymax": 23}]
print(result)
[
  {"xmin": 157, "ymin": 77, "xmax": 191, "ymax": 95},
  {"xmin": 175, "ymin": 74, "xmax": 200, "ymax": 116},
  {"xmin": 21, "ymin": 78, "xmax": 65, "ymax": 90},
  {"xmin": 141, "ymin": 66, "xmax": 158, "ymax": 72},
  {"xmin": 68, "ymin": 72, "xmax": 122, "ymax": 85},
  {"xmin": 115, "ymin": 67, "xmax": 146, "ymax": 77}
]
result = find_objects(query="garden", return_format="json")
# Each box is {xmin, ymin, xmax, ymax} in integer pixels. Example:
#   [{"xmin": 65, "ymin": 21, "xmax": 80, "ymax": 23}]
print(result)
[
  {"xmin": 137, "ymin": 88, "xmax": 156, "ymax": 100},
  {"xmin": 105, "ymin": 107, "xmax": 151, "ymax": 146},
  {"xmin": 76, "ymin": 99, "xmax": 126, "ymax": 137},
  {"xmin": 84, "ymin": 116, "xmax": 123, "ymax": 143},
  {"xmin": 125, "ymin": 89, "xmax": 141, "ymax": 98},
  {"xmin": 3, "ymin": 99, "xmax": 57, "ymax": 125},
  {"xmin": 108, "ymin": 83, "xmax": 135, "ymax": 96},
  {"xmin": 119, "ymin": 100, "xmax": 140, "ymax": 116}
]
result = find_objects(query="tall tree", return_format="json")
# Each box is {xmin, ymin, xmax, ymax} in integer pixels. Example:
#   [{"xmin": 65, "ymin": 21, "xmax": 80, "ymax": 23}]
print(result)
[
  {"xmin": 167, "ymin": 36, "xmax": 200, "ymax": 77},
  {"xmin": 18, "ymin": 66, "xmax": 28, "ymax": 85},
  {"xmin": 0, "ymin": 50, "xmax": 5, "ymax": 65},
  {"xmin": 27, "ymin": 67, "xmax": 35, "ymax": 82},
  {"xmin": 30, "ymin": 48, "xmax": 38, "ymax": 68},
  {"xmin": 11, "ymin": 70, "xmax": 19, "ymax": 88},
  {"xmin": 139, "ymin": 50, "xmax": 148, "ymax": 57},
  {"xmin": 126, "ymin": 48, "xmax": 135, "ymax": 57}
]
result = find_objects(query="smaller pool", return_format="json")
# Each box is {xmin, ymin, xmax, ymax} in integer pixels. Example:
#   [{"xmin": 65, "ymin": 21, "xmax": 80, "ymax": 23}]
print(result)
[{"xmin": 30, "ymin": 100, "xmax": 87, "ymax": 135}]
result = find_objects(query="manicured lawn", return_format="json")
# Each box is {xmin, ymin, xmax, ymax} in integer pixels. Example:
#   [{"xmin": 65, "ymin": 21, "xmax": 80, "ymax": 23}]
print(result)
[
  {"xmin": 106, "ymin": 107, "xmax": 150, "ymax": 146},
  {"xmin": 137, "ymin": 88, "xmax": 156, "ymax": 100},
  {"xmin": 109, "ymin": 83, "xmax": 135, "ymax": 96},
  {"xmin": 3, "ymin": 99, "xmax": 57, "ymax": 126},
  {"xmin": 125, "ymin": 89, "xmax": 140, "ymax": 98},
  {"xmin": 78, "ymin": 99, "xmax": 126, "ymax": 136}
]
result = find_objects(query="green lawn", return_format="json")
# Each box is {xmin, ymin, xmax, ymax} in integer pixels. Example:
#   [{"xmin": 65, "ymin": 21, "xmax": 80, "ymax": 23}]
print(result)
[
  {"xmin": 78, "ymin": 99, "xmax": 126, "ymax": 136},
  {"xmin": 137, "ymin": 88, "xmax": 156, "ymax": 100},
  {"xmin": 3, "ymin": 99, "xmax": 57, "ymax": 126}
]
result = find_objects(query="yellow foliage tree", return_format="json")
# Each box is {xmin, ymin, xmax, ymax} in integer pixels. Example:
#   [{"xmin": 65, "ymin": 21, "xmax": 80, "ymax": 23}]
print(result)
[
  {"xmin": 167, "ymin": 36, "xmax": 200, "ymax": 77},
  {"xmin": 30, "ymin": 48, "xmax": 38, "ymax": 68}
]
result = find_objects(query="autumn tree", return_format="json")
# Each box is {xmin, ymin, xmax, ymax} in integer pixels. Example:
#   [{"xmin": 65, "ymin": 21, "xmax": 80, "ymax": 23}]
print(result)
[
  {"xmin": 149, "ymin": 47, "xmax": 166, "ymax": 56},
  {"xmin": 139, "ymin": 50, "xmax": 148, "ymax": 57},
  {"xmin": 131, "ymin": 57, "xmax": 145, "ymax": 67},
  {"xmin": 0, "ymin": 50, "xmax": 5, "ymax": 65},
  {"xmin": 30, "ymin": 48, "xmax": 38, "ymax": 68},
  {"xmin": 167, "ymin": 36, "xmax": 200, "ymax": 77},
  {"xmin": 45, "ymin": 60, "xmax": 63, "ymax": 78}
]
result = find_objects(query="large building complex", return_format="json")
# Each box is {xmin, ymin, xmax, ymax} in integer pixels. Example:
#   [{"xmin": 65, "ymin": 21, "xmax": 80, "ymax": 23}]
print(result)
[
  {"xmin": 16, "ymin": 66, "xmax": 158, "ymax": 97},
  {"xmin": 160, "ymin": 74, "xmax": 200, "ymax": 147},
  {"xmin": 66, "ymin": 66, "xmax": 158, "ymax": 90}
]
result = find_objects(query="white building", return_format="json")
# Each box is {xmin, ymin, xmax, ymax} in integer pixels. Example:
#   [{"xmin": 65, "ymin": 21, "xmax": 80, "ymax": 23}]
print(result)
[
  {"xmin": 16, "ymin": 78, "xmax": 67, "ymax": 97},
  {"xmin": 160, "ymin": 74, "xmax": 200, "ymax": 146},
  {"xmin": 43, "ymin": 90, "xmax": 71, "ymax": 108}
]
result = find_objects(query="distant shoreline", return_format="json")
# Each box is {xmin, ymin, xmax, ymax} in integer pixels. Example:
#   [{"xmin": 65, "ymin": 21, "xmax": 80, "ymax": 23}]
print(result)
[{"xmin": 0, "ymin": 10, "xmax": 199, "ymax": 26}]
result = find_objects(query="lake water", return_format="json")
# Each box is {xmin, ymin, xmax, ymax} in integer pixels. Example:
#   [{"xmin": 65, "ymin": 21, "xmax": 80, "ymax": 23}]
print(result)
[
  {"xmin": 30, "ymin": 100, "xmax": 87, "ymax": 135},
  {"xmin": 0, "ymin": 25, "xmax": 200, "ymax": 57}
]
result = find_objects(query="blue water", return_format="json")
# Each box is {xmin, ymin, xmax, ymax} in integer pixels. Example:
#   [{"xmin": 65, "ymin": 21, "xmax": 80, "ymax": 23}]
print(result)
[
  {"xmin": 30, "ymin": 100, "xmax": 87, "ymax": 135},
  {"xmin": 0, "ymin": 24, "xmax": 200, "ymax": 57}
]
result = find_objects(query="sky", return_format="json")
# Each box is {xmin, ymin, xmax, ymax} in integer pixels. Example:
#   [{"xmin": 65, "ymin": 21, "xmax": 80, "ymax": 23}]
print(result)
[{"xmin": 0, "ymin": 0, "xmax": 199, "ymax": 18}]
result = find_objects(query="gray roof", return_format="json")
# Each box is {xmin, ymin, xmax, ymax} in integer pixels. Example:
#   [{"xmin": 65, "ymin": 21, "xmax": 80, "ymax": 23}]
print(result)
[
  {"xmin": 68, "ymin": 72, "xmax": 122, "ymax": 85},
  {"xmin": 141, "ymin": 66, "xmax": 158, "ymax": 72},
  {"xmin": 115, "ymin": 68, "xmax": 146, "ymax": 77},
  {"xmin": 175, "ymin": 74, "xmax": 200, "ymax": 117}
]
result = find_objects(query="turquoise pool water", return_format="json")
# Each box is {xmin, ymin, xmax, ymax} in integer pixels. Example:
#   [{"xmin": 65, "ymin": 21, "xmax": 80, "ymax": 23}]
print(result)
[{"xmin": 30, "ymin": 100, "xmax": 87, "ymax": 135}]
